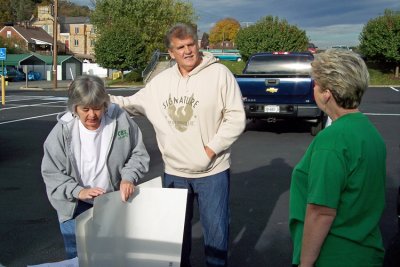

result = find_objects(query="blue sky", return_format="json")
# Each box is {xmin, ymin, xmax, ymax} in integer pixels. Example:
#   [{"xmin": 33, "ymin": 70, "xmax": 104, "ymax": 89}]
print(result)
[{"xmin": 74, "ymin": 0, "xmax": 399, "ymax": 49}]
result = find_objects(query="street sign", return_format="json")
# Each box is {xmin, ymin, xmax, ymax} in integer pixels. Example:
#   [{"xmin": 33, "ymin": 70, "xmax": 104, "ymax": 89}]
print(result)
[{"xmin": 0, "ymin": 48, "xmax": 6, "ymax": 60}]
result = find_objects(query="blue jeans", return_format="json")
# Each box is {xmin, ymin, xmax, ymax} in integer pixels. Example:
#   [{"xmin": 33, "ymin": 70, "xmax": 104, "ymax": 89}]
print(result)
[
  {"xmin": 59, "ymin": 201, "xmax": 93, "ymax": 259},
  {"xmin": 164, "ymin": 169, "xmax": 230, "ymax": 267}
]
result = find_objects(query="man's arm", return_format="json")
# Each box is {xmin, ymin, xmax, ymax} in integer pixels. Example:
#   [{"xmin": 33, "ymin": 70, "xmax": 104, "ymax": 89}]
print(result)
[
  {"xmin": 299, "ymin": 204, "xmax": 336, "ymax": 267},
  {"xmin": 206, "ymin": 71, "xmax": 246, "ymax": 155},
  {"xmin": 109, "ymin": 86, "xmax": 150, "ymax": 116}
]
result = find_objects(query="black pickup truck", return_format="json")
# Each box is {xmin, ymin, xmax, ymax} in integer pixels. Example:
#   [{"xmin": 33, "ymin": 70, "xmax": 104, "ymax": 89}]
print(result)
[{"xmin": 236, "ymin": 52, "xmax": 326, "ymax": 135}]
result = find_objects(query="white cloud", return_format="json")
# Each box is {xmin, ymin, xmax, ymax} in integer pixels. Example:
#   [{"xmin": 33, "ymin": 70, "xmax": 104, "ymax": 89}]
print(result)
[
  {"xmin": 306, "ymin": 24, "xmax": 364, "ymax": 49},
  {"xmin": 71, "ymin": 0, "xmax": 399, "ymax": 49}
]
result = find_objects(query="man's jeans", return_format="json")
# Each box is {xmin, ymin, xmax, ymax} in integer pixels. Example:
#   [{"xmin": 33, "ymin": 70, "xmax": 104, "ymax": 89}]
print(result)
[
  {"xmin": 164, "ymin": 169, "xmax": 230, "ymax": 267},
  {"xmin": 59, "ymin": 201, "xmax": 93, "ymax": 259}
]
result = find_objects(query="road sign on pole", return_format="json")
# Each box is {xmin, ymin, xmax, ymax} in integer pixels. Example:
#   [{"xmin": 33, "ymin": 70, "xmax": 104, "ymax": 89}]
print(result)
[
  {"xmin": 0, "ymin": 48, "xmax": 6, "ymax": 60},
  {"xmin": 0, "ymin": 48, "xmax": 5, "ymax": 105}
]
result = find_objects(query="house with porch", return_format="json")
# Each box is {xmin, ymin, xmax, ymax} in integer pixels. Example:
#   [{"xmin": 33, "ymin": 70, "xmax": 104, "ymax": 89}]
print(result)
[{"xmin": 0, "ymin": 24, "xmax": 54, "ymax": 55}]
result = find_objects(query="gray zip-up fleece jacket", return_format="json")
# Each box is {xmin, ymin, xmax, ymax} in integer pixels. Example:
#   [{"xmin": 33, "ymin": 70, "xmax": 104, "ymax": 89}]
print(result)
[{"xmin": 41, "ymin": 104, "xmax": 150, "ymax": 223}]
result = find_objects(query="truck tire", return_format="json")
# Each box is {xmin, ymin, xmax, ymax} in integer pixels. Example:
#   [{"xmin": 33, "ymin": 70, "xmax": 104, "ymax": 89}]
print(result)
[
  {"xmin": 310, "ymin": 120, "xmax": 323, "ymax": 136},
  {"xmin": 310, "ymin": 114, "xmax": 327, "ymax": 136}
]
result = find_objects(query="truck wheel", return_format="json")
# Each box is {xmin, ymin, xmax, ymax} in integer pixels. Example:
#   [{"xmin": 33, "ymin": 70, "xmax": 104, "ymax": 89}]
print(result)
[
  {"xmin": 311, "ymin": 121, "xmax": 322, "ymax": 136},
  {"xmin": 310, "ymin": 114, "xmax": 328, "ymax": 136}
]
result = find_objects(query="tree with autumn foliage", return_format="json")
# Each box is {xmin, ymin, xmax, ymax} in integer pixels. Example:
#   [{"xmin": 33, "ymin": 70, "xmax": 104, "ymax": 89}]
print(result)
[{"xmin": 209, "ymin": 18, "xmax": 241, "ymax": 48}]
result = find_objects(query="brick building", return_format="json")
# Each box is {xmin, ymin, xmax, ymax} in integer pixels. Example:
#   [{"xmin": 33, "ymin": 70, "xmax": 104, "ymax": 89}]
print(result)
[
  {"xmin": 32, "ymin": 4, "xmax": 95, "ymax": 61},
  {"xmin": 0, "ymin": 24, "xmax": 53, "ymax": 54}
]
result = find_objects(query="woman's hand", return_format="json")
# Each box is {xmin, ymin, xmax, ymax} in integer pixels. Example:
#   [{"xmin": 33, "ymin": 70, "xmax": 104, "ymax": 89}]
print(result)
[
  {"xmin": 120, "ymin": 180, "xmax": 135, "ymax": 202},
  {"xmin": 78, "ymin": 187, "xmax": 105, "ymax": 201}
]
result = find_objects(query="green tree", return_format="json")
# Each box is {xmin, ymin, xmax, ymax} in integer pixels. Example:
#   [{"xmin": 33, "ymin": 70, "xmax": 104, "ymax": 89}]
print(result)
[
  {"xmin": 11, "ymin": 0, "xmax": 36, "ymax": 22},
  {"xmin": 236, "ymin": 16, "xmax": 309, "ymax": 61},
  {"xmin": 0, "ymin": 36, "xmax": 27, "ymax": 53},
  {"xmin": 91, "ymin": 0, "xmax": 196, "ymax": 69},
  {"xmin": 58, "ymin": 0, "xmax": 90, "ymax": 17},
  {"xmin": 0, "ymin": 0, "xmax": 13, "ymax": 25},
  {"xmin": 359, "ymin": 9, "xmax": 400, "ymax": 77},
  {"xmin": 200, "ymin": 32, "xmax": 209, "ymax": 49},
  {"xmin": 209, "ymin": 18, "xmax": 241, "ymax": 47},
  {"xmin": 94, "ymin": 21, "xmax": 147, "ymax": 79}
]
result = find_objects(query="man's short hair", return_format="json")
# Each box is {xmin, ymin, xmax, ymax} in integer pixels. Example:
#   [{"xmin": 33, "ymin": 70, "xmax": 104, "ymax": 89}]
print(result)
[{"xmin": 164, "ymin": 23, "xmax": 198, "ymax": 48}]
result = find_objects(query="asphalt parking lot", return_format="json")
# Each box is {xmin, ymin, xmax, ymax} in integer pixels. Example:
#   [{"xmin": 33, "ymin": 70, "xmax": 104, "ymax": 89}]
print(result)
[{"xmin": 0, "ymin": 85, "xmax": 399, "ymax": 267}]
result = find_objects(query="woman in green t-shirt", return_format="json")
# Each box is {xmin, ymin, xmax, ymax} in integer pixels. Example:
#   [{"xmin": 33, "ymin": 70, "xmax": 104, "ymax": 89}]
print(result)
[{"xmin": 289, "ymin": 49, "xmax": 386, "ymax": 267}]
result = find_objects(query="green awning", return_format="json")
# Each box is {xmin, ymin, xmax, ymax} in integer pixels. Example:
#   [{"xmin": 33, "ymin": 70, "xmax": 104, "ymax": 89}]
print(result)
[
  {"xmin": 32, "ymin": 53, "xmax": 81, "ymax": 65},
  {"xmin": 1, "ymin": 54, "xmax": 46, "ymax": 66}
]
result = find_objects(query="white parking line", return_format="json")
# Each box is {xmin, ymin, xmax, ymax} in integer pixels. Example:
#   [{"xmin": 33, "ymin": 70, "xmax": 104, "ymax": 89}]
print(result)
[
  {"xmin": 42, "ymin": 105, "xmax": 66, "ymax": 108},
  {"xmin": 5, "ymin": 96, "xmax": 57, "ymax": 102},
  {"xmin": 390, "ymin": 87, "xmax": 399, "ymax": 92},
  {"xmin": 0, "ymin": 112, "xmax": 60, "ymax": 125},
  {"xmin": 7, "ymin": 95, "xmax": 55, "ymax": 98},
  {"xmin": 364, "ymin": 113, "xmax": 400, "ymax": 116},
  {"xmin": 0, "ymin": 100, "xmax": 65, "ymax": 110},
  {"xmin": 5, "ymin": 98, "xmax": 50, "ymax": 103},
  {"xmin": 42, "ymin": 97, "xmax": 68, "ymax": 101}
]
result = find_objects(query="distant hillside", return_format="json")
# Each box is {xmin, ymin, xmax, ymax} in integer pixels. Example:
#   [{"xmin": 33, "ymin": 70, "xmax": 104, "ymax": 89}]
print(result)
[
  {"xmin": 0, "ymin": 0, "xmax": 91, "ymax": 26},
  {"xmin": 58, "ymin": 0, "xmax": 91, "ymax": 17}
]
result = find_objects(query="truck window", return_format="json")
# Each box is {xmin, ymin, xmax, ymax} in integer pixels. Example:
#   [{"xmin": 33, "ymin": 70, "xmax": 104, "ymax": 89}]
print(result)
[{"xmin": 245, "ymin": 55, "xmax": 313, "ymax": 75}]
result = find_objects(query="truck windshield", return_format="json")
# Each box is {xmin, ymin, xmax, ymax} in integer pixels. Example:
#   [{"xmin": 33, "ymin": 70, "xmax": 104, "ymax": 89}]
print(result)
[{"xmin": 245, "ymin": 55, "xmax": 313, "ymax": 75}]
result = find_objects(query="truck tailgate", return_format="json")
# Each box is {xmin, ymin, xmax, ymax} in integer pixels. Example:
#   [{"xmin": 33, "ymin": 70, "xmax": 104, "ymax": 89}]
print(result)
[{"xmin": 236, "ymin": 76, "xmax": 314, "ymax": 103}]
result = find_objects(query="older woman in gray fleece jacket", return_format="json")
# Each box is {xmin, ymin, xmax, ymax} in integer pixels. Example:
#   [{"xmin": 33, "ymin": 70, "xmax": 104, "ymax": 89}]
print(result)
[{"xmin": 41, "ymin": 75, "xmax": 149, "ymax": 259}]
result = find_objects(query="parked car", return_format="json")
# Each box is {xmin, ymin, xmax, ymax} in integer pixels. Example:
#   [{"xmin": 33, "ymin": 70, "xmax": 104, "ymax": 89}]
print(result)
[
  {"xmin": 0, "ymin": 66, "xmax": 26, "ymax": 81},
  {"xmin": 307, "ymin": 43, "xmax": 318, "ymax": 54},
  {"xmin": 213, "ymin": 52, "xmax": 242, "ymax": 62},
  {"xmin": 331, "ymin": 45, "xmax": 352, "ymax": 51}
]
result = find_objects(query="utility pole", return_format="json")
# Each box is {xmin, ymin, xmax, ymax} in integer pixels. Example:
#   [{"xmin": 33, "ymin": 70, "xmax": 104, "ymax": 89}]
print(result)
[
  {"xmin": 222, "ymin": 30, "xmax": 225, "ymax": 52},
  {"xmin": 52, "ymin": 0, "xmax": 58, "ymax": 89}
]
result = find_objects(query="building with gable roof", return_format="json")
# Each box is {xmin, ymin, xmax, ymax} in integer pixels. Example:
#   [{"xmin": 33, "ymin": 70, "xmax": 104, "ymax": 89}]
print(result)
[{"xmin": 0, "ymin": 24, "xmax": 54, "ymax": 54}]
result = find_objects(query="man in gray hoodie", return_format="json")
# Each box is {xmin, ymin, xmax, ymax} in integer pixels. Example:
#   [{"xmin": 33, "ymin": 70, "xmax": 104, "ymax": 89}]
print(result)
[{"xmin": 110, "ymin": 24, "xmax": 246, "ymax": 267}]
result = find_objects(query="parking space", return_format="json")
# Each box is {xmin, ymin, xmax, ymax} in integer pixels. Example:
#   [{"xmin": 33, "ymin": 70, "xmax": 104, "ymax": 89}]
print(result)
[
  {"xmin": 0, "ymin": 87, "xmax": 399, "ymax": 267},
  {"xmin": 0, "ymin": 95, "xmax": 67, "ymax": 125}
]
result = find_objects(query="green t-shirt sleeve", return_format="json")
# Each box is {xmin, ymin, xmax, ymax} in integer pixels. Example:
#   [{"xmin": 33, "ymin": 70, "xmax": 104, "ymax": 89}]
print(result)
[{"xmin": 307, "ymin": 149, "xmax": 346, "ymax": 208}]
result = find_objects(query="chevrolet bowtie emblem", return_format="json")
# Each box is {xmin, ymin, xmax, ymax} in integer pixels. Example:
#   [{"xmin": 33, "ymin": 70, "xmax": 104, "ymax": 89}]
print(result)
[{"xmin": 266, "ymin": 87, "xmax": 278, "ymax": 93}]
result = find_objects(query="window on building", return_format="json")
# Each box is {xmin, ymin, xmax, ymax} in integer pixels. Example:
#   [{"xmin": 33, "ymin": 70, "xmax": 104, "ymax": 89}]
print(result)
[
  {"xmin": 43, "ymin": 25, "xmax": 51, "ymax": 35},
  {"xmin": 38, "ymin": 6, "xmax": 48, "ymax": 14},
  {"xmin": 75, "ymin": 27, "xmax": 79, "ymax": 34},
  {"xmin": 74, "ymin": 39, "xmax": 79, "ymax": 46},
  {"xmin": 6, "ymin": 31, "xmax": 11, "ymax": 38},
  {"xmin": 90, "ymin": 39, "xmax": 95, "ymax": 47},
  {"xmin": 90, "ymin": 27, "xmax": 96, "ymax": 34}
]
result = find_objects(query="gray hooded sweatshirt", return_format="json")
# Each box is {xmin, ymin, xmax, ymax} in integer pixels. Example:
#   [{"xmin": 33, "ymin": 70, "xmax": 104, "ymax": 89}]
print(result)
[{"xmin": 41, "ymin": 103, "xmax": 150, "ymax": 222}]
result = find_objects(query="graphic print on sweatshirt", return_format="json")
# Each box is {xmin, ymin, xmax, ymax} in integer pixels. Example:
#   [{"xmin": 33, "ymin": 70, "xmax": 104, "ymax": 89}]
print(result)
[{"xmin": 163, "ymin": 93, "xmax": 199, "ymax": 132}]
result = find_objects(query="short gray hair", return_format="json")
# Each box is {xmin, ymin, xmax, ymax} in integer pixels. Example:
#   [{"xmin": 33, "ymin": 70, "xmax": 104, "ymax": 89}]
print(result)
[
  {"xmin": 67, "ymin": 75, "xmax": 109, "ymax": 113},
  {"xmin": 311, "ymin": 49, "xmax": 369, "ymax": 109},
  {"xmin": 164, "ymin": 23, "xmax": 198, "ymax": 48}
]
